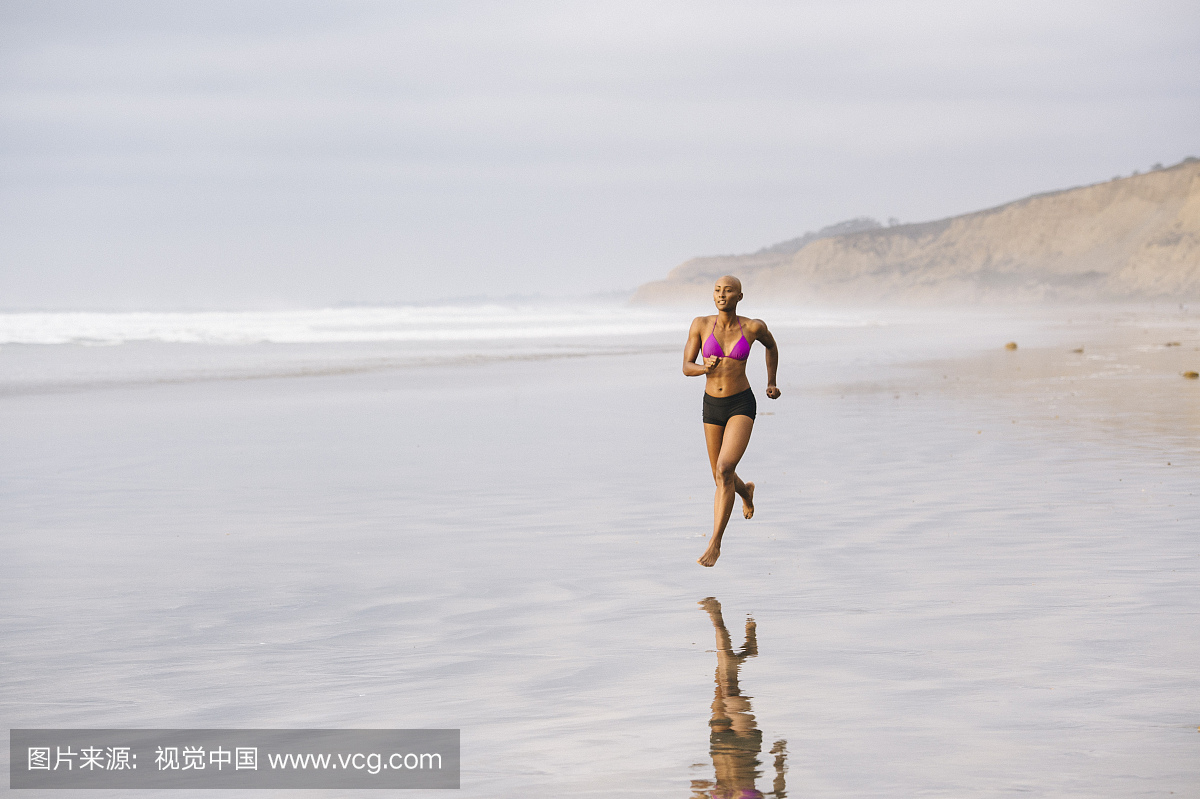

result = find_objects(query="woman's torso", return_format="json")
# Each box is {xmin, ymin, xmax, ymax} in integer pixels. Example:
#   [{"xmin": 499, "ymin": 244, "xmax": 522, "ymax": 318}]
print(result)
[{"xmin": 703, "ymin": 315, "xmax": 753, "ymax": 397}]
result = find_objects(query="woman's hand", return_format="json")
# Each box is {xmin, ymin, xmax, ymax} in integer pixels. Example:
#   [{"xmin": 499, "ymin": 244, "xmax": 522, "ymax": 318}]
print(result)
[
  {"xmin": 765, "ymin": 384, "xmax": 781, "ymax": 399},
  {"xmin": 704, "ymin": 355, "xmax": 722, "ymax": 373}
]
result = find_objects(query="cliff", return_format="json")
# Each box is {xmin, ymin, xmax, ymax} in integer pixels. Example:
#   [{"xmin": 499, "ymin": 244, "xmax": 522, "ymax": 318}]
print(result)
[{"xmin": 633, "ymin": 158, "xmax": 1200, "ymax": 304}]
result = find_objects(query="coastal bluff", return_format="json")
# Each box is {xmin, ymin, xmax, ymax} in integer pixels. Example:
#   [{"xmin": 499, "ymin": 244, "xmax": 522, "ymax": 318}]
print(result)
[{"xmin": 633, "ymin": 158, "xmax": 1200, "ymax": 304}]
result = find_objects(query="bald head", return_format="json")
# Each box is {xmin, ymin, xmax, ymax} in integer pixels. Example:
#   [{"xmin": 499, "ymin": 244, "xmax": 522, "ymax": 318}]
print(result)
[
  {"xmin": 714, "ymin": 275, "xmax": 742, "ymax": 293},
  {"xmin": 710, "ymin": 277, "xmax": 739, "ymax": 295}
]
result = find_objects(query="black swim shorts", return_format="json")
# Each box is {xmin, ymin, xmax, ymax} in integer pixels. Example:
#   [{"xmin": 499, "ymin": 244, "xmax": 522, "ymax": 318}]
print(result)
[{"xmin": 702, "ymin": 388, "xmax": 757, "ymax": 426}]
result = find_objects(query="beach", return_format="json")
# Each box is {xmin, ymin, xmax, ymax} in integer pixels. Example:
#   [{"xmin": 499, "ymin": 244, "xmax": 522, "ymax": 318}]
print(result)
[{"xmin": 2, "ymin": 304, "xmax": 1198, "ymax": 797}]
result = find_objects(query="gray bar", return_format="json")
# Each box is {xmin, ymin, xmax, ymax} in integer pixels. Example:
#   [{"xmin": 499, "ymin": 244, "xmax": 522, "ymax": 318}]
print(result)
[{"xmin": 10, "ymin": 729, "xmax": 459, "ymax": 789}]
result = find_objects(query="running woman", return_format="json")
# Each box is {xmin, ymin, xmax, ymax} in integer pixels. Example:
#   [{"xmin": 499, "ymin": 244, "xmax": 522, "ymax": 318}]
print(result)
[{"xmin": 682, "ymin": 276, "xmax": 780, "ymax": 567}]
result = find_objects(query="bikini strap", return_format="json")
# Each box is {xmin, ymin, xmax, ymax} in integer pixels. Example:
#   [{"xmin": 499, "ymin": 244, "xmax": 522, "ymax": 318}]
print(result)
[
  {"xmin": 709, "ymin": 315, "xmax": 743, "ymax": 350},
  {"xmin": 712, "ymin": 315, "xmax": 741, "ymax": 335}
]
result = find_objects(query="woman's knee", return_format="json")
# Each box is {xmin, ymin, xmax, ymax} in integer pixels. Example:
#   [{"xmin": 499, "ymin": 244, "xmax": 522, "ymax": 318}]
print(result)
[{"xmin": 713, "ymin": 460, "xmax": 737, "ymax": 485}]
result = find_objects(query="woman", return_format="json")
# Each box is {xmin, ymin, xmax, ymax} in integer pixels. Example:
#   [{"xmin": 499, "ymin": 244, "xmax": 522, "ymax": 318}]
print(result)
[{"xmin": 683, "ymin": 276, "xmax": 779, "ymax": 567}]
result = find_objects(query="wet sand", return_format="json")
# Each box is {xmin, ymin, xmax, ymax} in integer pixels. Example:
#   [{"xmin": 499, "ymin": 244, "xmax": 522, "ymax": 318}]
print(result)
[{"xmin": 1, "ymin": 307, "xmax": 1198, "ymax": 796}]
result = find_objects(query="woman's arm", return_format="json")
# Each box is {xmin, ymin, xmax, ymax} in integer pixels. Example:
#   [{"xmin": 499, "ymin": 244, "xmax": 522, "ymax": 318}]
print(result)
[
  {"xmin": 683, "ymin": 317, "xmax": 720, "ymax": 377},
  {"xmin": 752, "ymin": 319, "xmax": 781, "ymax": 398}
]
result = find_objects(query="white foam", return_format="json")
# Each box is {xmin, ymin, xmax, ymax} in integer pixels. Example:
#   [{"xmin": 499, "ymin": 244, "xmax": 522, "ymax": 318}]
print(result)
[{"xmin": 0, "ymin": 305, "xmax": 881, "ymax": 346}]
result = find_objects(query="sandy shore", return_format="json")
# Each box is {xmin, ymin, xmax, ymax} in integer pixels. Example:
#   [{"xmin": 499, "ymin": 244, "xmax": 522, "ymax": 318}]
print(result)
[
  {"xmin": 896, "ymin": 308, "xmax": 1200, "ymax": 449},
  {"xmin": 1, "ymin": 306, "xmax": 1197, "ymax": 797}
]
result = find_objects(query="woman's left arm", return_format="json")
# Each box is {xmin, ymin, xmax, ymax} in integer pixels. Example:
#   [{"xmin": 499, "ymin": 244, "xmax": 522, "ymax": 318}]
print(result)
[{"xmin": 752, "ymin": 319, "xmax": 781, "ymax": 399}]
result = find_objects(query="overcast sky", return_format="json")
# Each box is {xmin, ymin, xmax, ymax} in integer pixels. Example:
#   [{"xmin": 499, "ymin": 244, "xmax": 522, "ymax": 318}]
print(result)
[{"xmin": 1, "ymin": 0, "xmax": 1197, "ymax": 309}]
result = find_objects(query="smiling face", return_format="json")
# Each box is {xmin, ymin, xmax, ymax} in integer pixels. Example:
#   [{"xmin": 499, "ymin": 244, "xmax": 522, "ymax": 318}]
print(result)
[{"xmin": 712, "ymin": 276, "xmax": 743, "ymax": 312}]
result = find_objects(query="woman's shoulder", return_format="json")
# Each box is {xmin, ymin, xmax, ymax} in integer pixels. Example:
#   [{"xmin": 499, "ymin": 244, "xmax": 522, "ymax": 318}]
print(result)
[
  {"xmin": 741, "ymin": 316, "xmax": 770, "ymax": 335},
  {"xmin": 690, "ymin": 314, "xmax": 716, "ymax": 329}
]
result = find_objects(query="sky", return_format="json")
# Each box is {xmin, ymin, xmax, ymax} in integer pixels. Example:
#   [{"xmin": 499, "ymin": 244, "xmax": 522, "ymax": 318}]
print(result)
[{"xmin": 1, "ymin": 0, "xmax": 1197, "ymax": 310}]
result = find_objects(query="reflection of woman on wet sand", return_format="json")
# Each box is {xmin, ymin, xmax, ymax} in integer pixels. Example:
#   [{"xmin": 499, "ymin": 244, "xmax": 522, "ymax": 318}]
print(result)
[
  {"xmin": 683, "ymin": 276, "xmax": 780, "ymax": 566},
  {"xmin": 693, "ymin": 598, "xmax": 787, "ymax": 799}
]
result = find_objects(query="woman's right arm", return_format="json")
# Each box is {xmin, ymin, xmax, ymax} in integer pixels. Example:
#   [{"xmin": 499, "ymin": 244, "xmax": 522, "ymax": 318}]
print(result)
[{"xmin": 683, "ymin": 317, "xmax": 717, "ymax": 377}]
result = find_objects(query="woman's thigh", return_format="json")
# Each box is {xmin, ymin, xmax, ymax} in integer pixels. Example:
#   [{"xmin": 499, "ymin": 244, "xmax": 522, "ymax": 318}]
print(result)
[
  {"xmin": 716, "ymin": 415, "xmax": 754, "ymax": 470},
  {"xmin": 704, "ymin": 423, "xmax": 725, "ymax": 474}
]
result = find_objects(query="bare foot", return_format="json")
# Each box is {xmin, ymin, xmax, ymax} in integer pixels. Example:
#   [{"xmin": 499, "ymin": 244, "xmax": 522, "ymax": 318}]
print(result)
[
  {"xmin": 698, "ymin": 540, "xmax": 721, "ymax": 567},
  {"xmin": 741, "ymin": 482, "xmax": 755, "ymax": 519}
]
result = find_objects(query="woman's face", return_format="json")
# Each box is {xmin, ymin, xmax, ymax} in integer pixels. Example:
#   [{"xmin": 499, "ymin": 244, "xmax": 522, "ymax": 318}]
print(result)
[{"xmin": 713, "ymin": 278, "xmax": 742, "ymax": 310}]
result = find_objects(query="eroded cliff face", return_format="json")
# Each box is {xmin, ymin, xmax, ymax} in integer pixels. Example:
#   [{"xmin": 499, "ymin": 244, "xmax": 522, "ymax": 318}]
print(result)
[{"xmin": 633, "ymin": 159, "xmax": 1200, "ymax": 304}]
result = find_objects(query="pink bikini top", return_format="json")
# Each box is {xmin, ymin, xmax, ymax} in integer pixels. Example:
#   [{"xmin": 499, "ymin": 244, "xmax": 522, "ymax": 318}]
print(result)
[{"xmin": 702, "ymin": 317, "xmax": 751, "ymax": 360}]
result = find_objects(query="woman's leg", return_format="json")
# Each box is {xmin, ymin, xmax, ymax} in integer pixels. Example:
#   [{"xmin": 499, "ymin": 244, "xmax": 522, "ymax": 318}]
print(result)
[
  {"xmin": 700, "ymin": 415, "xmax": 755, "ymax": 566},
  {"xmin": 704, "ymin": 424, "xmax": 755, "ymax": 514}
]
